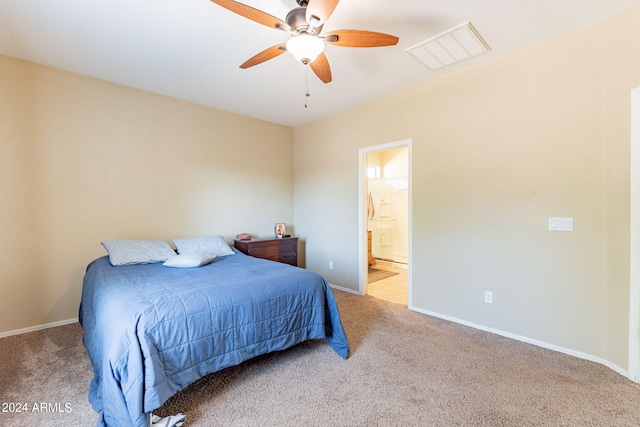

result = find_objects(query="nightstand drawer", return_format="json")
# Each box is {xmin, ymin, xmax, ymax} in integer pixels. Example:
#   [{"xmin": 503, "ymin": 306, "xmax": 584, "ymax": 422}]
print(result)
[
  {"xmin": 278, "ymin": 242, "xmax": 296, "ymax": 254},
  {"xmin": 248, "ymin": 242, "xmax": 296, "ymax": 257},
  {"xmin": 248, "ymin": 245, "xmax": 281, "ymax": 258}
]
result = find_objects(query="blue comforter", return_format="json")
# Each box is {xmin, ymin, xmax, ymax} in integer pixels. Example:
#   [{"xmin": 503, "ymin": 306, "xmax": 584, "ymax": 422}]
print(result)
[{"xmin": 79, "ymin": 250, "xmax": 349, "ymax": 427}]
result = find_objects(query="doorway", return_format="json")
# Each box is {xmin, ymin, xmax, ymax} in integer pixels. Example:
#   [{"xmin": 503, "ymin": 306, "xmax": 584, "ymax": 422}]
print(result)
[{"xmin": 359, "ymin": 139, "xmax": 412, "ymax": 307}]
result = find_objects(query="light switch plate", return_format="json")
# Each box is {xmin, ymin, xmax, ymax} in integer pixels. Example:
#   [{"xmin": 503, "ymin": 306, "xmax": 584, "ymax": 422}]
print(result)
[{"xmin": 549, "ymin": 217, "xmax": 573, "ymax": 232}]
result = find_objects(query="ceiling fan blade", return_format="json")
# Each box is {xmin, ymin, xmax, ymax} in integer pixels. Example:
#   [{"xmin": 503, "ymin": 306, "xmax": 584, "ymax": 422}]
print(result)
[
  {"xmin": 309, "ymin": 52, "xmax": 332, "ymax": 84},
  {"xmin": 325, "ymin": 30, "xmax": 399, "ymax": 48},
  {"xmin": 306, "ymin": 0, "xmax": 340, "ymax": 27},
  {"xmin": 240, "ymin": 44, "xmax": 287, "ymax": 69},
  {"xmin": 210, "ymin": 0, "xmax": 287, "ymax": 31}
]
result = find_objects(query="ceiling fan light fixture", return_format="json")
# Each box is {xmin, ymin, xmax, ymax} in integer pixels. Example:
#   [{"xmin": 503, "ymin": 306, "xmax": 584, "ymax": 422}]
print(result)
[
  {"xmin": 286, "ymin": 34, "xmax": 325, "ymax": 64},
  {"xmin": 209, "ymin": 0, "xmax": 396, "ymax": 84}
]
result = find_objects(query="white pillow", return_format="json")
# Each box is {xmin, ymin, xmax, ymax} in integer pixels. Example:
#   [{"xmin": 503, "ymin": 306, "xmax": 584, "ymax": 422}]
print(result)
[
  {"xmin": 101, "ymin": 240, "xmax": 176, "ymax": 266},
  {"xmin": 172, "ymin": 235, "xmax": 235, "ymax": 257},
  {"xmin": 163, "ymin": 253, "xmax": 215, "ymax": 268}
]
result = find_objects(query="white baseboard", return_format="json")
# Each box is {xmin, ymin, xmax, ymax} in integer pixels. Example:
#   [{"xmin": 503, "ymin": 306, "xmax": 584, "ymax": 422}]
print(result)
[
  {"xmin": 0, "ymin": 318, "xmax": 78, "ymax": 339},
  {"xmin": 409, "ymin": 305, "xmax": 629, "ymax": 380},
  {"xmin": 328, "ymin": 283, "xmax": 361, "ymax": 295}
]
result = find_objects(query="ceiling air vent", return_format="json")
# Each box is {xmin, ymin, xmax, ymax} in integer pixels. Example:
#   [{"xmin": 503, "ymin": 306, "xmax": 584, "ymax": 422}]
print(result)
[{"xmin": 405, "ymin": 22, "xmax": 490, "ymax": 71}]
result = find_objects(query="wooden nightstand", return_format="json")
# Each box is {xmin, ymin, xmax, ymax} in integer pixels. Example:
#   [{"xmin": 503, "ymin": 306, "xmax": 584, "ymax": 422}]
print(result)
[{"xmin": 234, "ymin": 237, "xmax": 298, "ymax": 266}]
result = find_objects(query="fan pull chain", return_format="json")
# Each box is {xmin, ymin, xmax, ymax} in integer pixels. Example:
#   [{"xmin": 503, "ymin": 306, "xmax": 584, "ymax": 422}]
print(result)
[{"xmin": 304, "ymin": 65, "xmax": 310, "ymax": 108}]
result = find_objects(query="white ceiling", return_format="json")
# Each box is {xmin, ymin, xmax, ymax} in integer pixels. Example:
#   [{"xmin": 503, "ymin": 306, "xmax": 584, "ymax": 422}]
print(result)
[{"xmin": 0, "ymin": 0, "xmax": 634, "ymax": 127}]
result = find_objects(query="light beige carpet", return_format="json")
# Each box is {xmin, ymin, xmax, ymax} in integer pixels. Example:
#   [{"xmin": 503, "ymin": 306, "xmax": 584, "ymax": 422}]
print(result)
[{"xmin": 2, "ymin": 290, "xmax": 640, "ymax": 426}]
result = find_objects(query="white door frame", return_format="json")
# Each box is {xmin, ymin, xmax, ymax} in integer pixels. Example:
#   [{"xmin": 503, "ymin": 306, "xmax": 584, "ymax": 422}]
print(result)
[
  {"xmin": 358, "ymin": 139, "xmax": 413, "ymax": 308},
  {"xmin": 629, "ymin": 87, "xmax": 640, "ymax": 382}
]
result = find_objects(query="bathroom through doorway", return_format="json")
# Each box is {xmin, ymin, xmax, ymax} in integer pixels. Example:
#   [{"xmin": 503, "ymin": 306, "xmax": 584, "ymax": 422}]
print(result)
[{"xmin": 359, "ymin": 140, "xmax": 412, "ymax": 306}]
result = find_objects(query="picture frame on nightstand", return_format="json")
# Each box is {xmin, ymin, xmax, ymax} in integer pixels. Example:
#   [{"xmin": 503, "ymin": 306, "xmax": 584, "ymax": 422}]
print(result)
[{"xmin": 274, "ymin": 223, "xmax": 286, "ymax": 238}]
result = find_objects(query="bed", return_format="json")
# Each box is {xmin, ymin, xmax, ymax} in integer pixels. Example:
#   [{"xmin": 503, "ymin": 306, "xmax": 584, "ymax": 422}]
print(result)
[{"xmin": 79, "ymin": 241, "xmax": 349, "ymax": 427}]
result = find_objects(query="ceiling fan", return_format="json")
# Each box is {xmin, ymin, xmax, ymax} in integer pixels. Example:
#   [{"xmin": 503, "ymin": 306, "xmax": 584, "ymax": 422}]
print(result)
[{"xmin": 209, "ymin": 0, "xmax": 399, "ymax": 84}]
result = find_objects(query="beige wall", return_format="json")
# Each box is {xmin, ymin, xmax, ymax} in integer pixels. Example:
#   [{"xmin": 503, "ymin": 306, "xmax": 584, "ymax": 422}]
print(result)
[
  {"xmin": 0, "ymin": 55, "xmax": 293, "ymax": 334},
  {"xmin": 293, "ymin": 2, "xmax": 640, "ymax": 370}
]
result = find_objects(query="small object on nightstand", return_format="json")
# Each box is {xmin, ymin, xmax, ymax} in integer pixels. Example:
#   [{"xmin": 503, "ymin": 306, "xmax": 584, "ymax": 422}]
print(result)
[
  {"xmin": 275, "ymin": 222, "xmax": 286, "ymax": 237},
  {"xmin": 235, "ymin": 233, "xmax": 251, "ymax": 240}
]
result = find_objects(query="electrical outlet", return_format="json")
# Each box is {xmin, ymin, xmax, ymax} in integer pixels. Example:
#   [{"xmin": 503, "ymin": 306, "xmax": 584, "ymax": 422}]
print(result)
[
  {"xmin": 484, "ymin": 291, "xmax": 493, "ymax": 304},
  {"xmin": 329, "ymin": 261, "xmax": 334, "ymax": 270}
]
